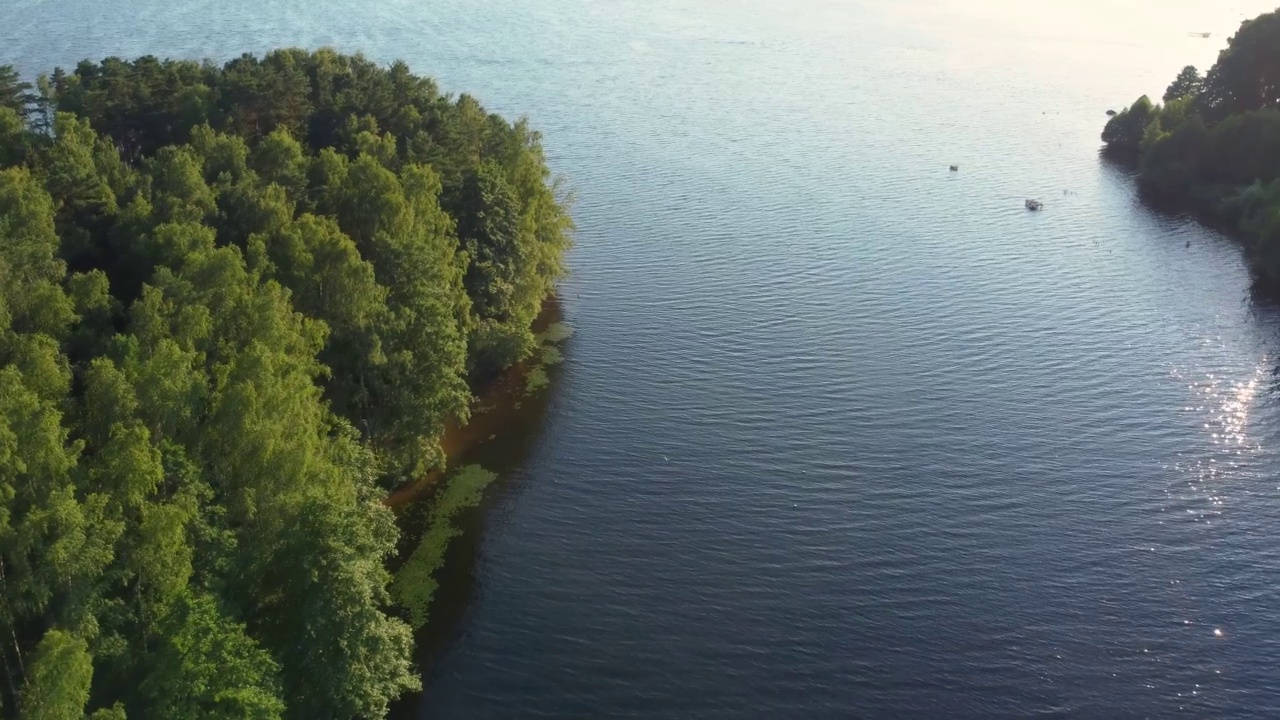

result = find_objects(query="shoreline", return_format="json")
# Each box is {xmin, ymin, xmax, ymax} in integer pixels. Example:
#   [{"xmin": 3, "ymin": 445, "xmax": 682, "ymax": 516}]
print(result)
[
  {"xmin": 385, "ymin": 296, "xmax": 566, "ymax": 510},
  {"xmin": 1101, "ymin": 151, "xmax": 1280, "ymax": 291}
]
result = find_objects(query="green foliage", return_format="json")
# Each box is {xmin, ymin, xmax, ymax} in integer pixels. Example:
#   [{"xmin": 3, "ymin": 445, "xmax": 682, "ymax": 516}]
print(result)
[
  {"xmin": 19, "ymin": 630, "xmax": 93, "ymax": 720},
  {"xmin": 391, "ymin": 465, "xmax": 497, "ymax": 629},
  {"xmin": 0, "ymin": 108, "xmax": 31, "ymax": 168},
  {"xmin": 0, "ymin": 48, "xmax": 570, "ymax": 719},
  {"xmin": 1201, "ymin": 109, "xmax": 1280, "ymax": 185},
  {"xmin": 1139, "ymin": 115, "xmax": 1169, "ymax": 154},
  {"xmin": 87, "ymin": 705, "xmax": 125, "ymax": 720},
  {"xmin": 141, "ymin": 593, "xmax": 283, "ymax": 720},
  {"xmin": 254, "ymin": 486, "xmax": 418, "ymax": 720},
  {"xmin": 250, "ymin": 129, "xmax": 308, "ymax": 204},
  {"xmin": 0, "ymin": 167, "xmax": 74, "ymax": 337},
  {"xmin": 1163, "ymin": 65, "xmax": 1202, "ymax": 103},
  {"xmin": 1100, "ymin": 95, "xmax": 1155, "ymax": 155},
  {"xmin": 1200, "ymin": 9, "xmax": 1280, "ymax": 121},
  {"xmin": 0, "ymin": 67, "xmax": 33, "ymax": 121}
]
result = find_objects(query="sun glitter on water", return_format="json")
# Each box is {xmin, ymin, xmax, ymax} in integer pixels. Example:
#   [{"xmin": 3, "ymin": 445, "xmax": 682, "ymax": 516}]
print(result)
[{"xmin": 1165, "ymin": 357, "xmax": 1269, "ymax": 525}]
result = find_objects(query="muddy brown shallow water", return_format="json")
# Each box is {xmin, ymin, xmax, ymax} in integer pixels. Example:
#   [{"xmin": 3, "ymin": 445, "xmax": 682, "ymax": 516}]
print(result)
[{"xmin": 386, "ymin": 300, "xmax": 567, "ymax": 511}]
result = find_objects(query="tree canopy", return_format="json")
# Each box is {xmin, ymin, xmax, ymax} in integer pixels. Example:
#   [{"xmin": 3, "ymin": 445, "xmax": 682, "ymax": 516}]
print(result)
[
  {"xmin": 1199, "ymin": 11, "xmax": 1280, "ymax": 122},
  {"xmin": 1163, "ymin": 65, "xmax": 1202, "ymax": 104},
  {"xmin": 1102, "ymin": 8, "xmax": 1280, "ymax": 283},
  {"xmin": 0, "ymin": 48, "xmax": 570, "ymax": 719}
]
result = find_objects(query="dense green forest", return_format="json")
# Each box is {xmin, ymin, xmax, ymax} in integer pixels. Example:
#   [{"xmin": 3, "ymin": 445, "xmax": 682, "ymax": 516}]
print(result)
[
  {"xmin": 0, "ymin": 49, "xmax": 570, "ymax": 719},
  {"xmin": 1102, "ymin": 8, "xmax": 1280, "ymax": 280}
]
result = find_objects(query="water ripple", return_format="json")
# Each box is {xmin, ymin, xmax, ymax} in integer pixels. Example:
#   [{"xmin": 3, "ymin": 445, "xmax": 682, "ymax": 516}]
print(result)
[{"xmin": 10, "ymin": 0, "xmax": 1280, "ymax": 717}]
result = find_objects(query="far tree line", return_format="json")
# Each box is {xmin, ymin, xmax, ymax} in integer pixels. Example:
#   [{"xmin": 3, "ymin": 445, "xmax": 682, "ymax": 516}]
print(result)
[{"xmin": 1102, "ymin": 8, "xmax": 1280, "ymax": 281}]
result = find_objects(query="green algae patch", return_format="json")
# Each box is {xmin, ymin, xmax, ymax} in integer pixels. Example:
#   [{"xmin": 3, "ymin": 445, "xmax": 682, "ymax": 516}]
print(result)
[
  {"xmin": 540, "ymin": 345, "xmax": 564, "ymax": 366},
  {"xmin": 524, "ymin": 322, "xmax": 571, "ymax": 395},
  {"xmin": 392, "ymin": 464, "xmax": 498, "ymax": 629},
  {"xmin": 525, "ymin": 366, "xmax": 550, "ymax": 394},
  {"xmin": 534, "ymin": 322, "xmax": 574, "ymax": 344}
]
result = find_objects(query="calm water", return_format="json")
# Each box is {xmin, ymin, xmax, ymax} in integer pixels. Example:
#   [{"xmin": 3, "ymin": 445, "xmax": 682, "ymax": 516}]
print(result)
[{"xmin": 9, "ymin": 0, "xmax": 1280, "ymax": 716}]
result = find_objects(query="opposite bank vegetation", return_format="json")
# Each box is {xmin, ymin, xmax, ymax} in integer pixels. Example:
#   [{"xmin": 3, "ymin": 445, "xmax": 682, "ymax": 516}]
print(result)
[
  {"xmin": 1103, "ymin": 8, "xmax": 1280, "ymax": 279},
  {"xmin": 0, "ymin": 50, "xmax": 570, "ymax": 719}
]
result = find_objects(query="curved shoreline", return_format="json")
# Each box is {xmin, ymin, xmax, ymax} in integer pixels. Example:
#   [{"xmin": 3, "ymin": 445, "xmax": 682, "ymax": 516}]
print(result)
[{"xmin": 386, "ymin": 297, "xmax": 567, "ymax": 510}]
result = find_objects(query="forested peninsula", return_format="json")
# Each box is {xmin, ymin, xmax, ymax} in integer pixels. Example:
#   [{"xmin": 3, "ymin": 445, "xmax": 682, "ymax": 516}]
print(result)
[
  {"xmin": 1102, "ymin": 8, "xmax": 1280, "ymax": 280},
  {"xmin": 0, "ymin": 50, "xmax": 570, "ymax": 719}
]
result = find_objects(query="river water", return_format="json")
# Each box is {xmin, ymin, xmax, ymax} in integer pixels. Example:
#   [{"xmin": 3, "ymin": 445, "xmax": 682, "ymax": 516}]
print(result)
[{"xmin": 8, "ymin": 0, "xmax": 1280, "ymax": 717}]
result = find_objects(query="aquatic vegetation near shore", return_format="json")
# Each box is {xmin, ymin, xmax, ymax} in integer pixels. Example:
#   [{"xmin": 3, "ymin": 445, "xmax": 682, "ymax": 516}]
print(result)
[
  {"xmin": 526, "ymin": 366, "xmax": 551, "ymax": 393},
  {"xmin": 392, "ymin": 465, "xmax": 498, "ymax": 629},
  {"xmin": 535, "ymin": 322, "xmax": 575, "ymax": 344},
  {"xmin": 541, "ymin": 345, "xmax": 564, "ymax": 365},
  {"xmin": 525, "ymin": 322, "xmax": 573, "ymax": 394}
]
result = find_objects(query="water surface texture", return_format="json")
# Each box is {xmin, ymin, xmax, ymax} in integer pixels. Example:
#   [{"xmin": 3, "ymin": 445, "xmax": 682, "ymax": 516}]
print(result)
[{"xmin": 8, "ymin": 1, "xmax": 1280, "ymax": 717}]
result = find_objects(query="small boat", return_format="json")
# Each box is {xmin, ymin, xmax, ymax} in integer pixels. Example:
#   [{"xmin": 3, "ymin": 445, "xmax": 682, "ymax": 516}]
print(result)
[
  {"xmin": 949, "ymin": 165, "xmax": 959, "ymax": 172},
  {"xmin": 1025, "ymin": 199, "xmax": 1044, "ymax": 211},
  {"xmin": 1106, "ymin": 109, "xmax": 1118, "ymax": 116}
]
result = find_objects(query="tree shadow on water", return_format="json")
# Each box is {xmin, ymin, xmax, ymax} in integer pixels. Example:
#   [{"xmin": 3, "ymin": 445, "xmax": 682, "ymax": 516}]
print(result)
[{"xmin": 387, "ymin": 305, "xmax": 572, "ymax": 719}]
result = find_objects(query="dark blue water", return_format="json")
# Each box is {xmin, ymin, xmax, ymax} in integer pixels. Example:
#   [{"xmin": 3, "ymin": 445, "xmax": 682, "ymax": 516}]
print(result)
[{"xmin": 9, "ymin": 1, "xmax": 1280, "ymax": 716}]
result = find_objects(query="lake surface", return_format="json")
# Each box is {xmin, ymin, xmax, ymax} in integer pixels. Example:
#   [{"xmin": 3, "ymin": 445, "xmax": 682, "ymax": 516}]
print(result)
[{"xmin": 9, "ymin": 0, "xmax": 1280, "ymax": 716}]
